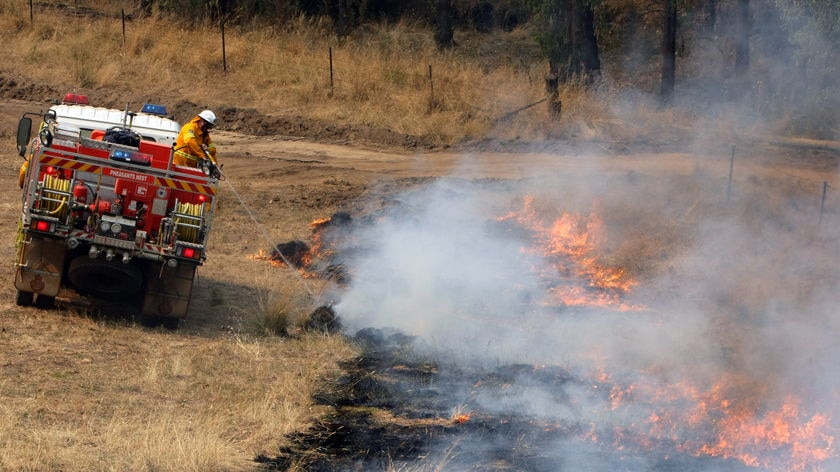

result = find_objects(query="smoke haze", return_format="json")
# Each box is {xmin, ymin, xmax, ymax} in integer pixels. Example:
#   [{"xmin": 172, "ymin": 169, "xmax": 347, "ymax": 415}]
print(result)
[{"xmin": 333, "ymin": 148, "xmax": 839, "ymax": 470}]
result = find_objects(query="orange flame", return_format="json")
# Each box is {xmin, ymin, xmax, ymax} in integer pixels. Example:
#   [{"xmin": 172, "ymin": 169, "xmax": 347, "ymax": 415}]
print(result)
[
  {"xmin": 253, "ymin": 216, "xmax": 339, "ymax": 277},
  {"xmin": 453, "ymin": 413, "xmax": 471, "ymax": 424},
  {"xmin": 498, "ymin": 195, "xmax": 641, "ymax": 311},
  {"xmin": 599, "ymin": 374, "xmax": 836, "ymax": 471}
]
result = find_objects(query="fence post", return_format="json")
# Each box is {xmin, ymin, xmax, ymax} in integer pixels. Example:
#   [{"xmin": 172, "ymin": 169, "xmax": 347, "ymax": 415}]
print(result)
[
  {"xmin": 428, "ymin": 65, "xmax": 434, "ymax": 111},
  {"xmin": 727, "ymin": 145, "xmax": 735, "ymax": 201},
  {"xmin": 220, "ymin": 19, "xmax": 227, "ymax": 72},
  {"xmin": 329, "ymin": 47, "xmax": 334, "ymax": 96},
  {"xmin": 819, "ymin": 181, "xmax": 828, "ymax": 227},
  {"xmin": 121, "ymin": 9, "xmax": 126, "ymax": 51}
]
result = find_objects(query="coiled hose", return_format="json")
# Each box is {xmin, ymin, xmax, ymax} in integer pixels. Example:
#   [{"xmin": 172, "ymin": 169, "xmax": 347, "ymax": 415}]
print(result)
[
  {"xmin": 174, "ymin": 202, "xmax": 203, "ymax": 243},
  {"xmin": 42, "ymin": 174, "xmax": 70, "ymax": 218}
]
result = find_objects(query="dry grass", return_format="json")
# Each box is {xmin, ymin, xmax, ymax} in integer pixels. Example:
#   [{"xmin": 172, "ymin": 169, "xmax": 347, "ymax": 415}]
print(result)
[
  {"xmin": 0, "ymin": 0, "xmax": 668, "ymax": 146},
  {"xmin": 0, "ymin": 307, "xmax": 355, "ymax": 471}
]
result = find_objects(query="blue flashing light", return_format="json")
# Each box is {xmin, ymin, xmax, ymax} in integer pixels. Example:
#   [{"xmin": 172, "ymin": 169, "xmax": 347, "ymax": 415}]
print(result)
[
  {"xmin": 141, "ymin": 103, "xmax": 168, "ymax": 116},
  {"xmin": 111, "ymin": 149, "xmax": 132, "ymax": 161},
  {"xmin": 110, "ymin": 149, "xmax": 152, "ymax": 166}
]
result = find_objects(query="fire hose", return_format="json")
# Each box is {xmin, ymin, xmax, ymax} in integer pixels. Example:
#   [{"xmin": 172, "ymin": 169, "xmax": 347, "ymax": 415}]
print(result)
[
  {"xmin": 176, "ymin": 142, "xmax": 315, "ymax": 294},
  {"xmin": 42, "ymin": 174, "xmax": 70, "ymax": 217},
  {"xmin": 174, "ymin": 202, "xmax": 203, "ymax": 243},
  {"xmin": 220, "ymin": 176, "xmax": 317, "ymax": 297}
]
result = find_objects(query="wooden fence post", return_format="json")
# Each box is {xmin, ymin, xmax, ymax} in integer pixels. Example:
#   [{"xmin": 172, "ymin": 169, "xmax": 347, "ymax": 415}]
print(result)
[
  {"xmin": 329, "ymin": 47, "xmax": 334, "ymax": 96},
  {"xmin": 121, "ymin": 9, "xmax": 126, "ymax": 51},
  {"xmin": 221, "ymin": 19, "xmax": 227, "ymax": 72},
  {"xmin": 727, "ymin": 145, "xmax": 735, "ymax": 201},
  {"xmin": 819, "ymin": 181, "xmax": 828, "ymax": 227},
  {"xmin": 428, "ymin": 65, "xmax": 434, "ymax": 111}
]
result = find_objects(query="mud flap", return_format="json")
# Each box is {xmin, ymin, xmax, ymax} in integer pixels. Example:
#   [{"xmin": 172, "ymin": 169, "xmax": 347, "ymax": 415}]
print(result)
[
  {"xmin": 141, "ymin": 261, "xmax": 197, "ymax": 319},
  {"xmin": 14, "ymin": 236, "xmax": 66, "ymax": 298}
]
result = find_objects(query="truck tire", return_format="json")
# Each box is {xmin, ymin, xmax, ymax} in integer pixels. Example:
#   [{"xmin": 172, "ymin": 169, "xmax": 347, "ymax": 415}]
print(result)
[
  {"xmin": 162, "ymin": 316, "xmax": 180, "ymax": 330},
  {"xmin": 67, "ymin": 256, "xmax": 144, "ymax": 300},
  {"xmin": 16, "ymin": 290, "xmax": 34, "ymax": 307},
  {"xmin": 35, "ymin": 295, "xmax": 55, "ymax": 309},
  {"xmin": 137, "ymin": 314, "xmax": 180, "ymax": 330}
]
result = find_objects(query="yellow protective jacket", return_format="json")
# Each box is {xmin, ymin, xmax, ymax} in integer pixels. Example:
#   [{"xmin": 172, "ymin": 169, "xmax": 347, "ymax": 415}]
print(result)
[
  {"xmin": 174, "ymin": 116, "xmax": 217, "ymax": 167},
  {"xmin": 18, "ymin": 158, "xmax": 28, "ymax": 188}
]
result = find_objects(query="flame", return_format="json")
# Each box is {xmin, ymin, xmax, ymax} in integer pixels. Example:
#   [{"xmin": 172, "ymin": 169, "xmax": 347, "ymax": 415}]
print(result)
[
  {"xmin": 596, "ymin": 373, "xmax": 836, "ymax": 471},
  {"xmin": 498, "ymin": 195, "xmax": 641, "ymax": 311},
  {"xmin": 255, "ymin": 215, "xmax": 345, "ymax": 278},
  {"xmin": 453, "ymin": 413, "xmax": 471, "ymax": 424}
]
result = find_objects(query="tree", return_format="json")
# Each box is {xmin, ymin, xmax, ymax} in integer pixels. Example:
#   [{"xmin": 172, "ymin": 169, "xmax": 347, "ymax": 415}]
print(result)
[
  {"xmin": 434, "ymin": 0, "xmax": 454, "ymax": 49},
  {"xmin": 530, "ymin": 0, "xmax": 602, "ymax": 83},
  {"xmin": 733, "ymin": 0, "xmax": 749, "ymax": 77},
  {"xmin": 704, "ymin": 0, "xmax": 717, "ymax": 33},
  {"xmin": 660, "ymin": 0, "xmax": 676, "ymax": 103},
  {"xmin": 529, "ymin": 0, "xmax": 601, "ymax": 119}
]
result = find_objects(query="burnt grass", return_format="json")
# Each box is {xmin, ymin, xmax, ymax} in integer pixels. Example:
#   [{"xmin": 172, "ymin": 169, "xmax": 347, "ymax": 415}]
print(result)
[
  {"xmin": 253, "ymin": 327, "xmax": 755, "ymax": 472},
  {"xmin": 254, "ymin": 327, "xmax": 577, "ymax": 471}
]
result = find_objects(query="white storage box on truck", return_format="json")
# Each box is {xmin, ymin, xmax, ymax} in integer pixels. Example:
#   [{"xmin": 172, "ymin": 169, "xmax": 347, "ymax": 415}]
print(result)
[{"xmin": 50, "ymin": 93, "xmax": 180, "ymax": 145}]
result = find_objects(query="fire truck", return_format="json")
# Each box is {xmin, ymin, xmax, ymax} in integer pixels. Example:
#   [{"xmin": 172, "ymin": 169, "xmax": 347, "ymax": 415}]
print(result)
[{"xmin": 14, "ymin": 94, "xmax": 219, "ymax": 328}]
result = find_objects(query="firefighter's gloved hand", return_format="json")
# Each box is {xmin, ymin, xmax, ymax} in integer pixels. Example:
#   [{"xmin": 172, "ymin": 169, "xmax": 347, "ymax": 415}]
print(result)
[{"xmin": 206, "ymin": 161, "xmax": 222, "ymax": 179}]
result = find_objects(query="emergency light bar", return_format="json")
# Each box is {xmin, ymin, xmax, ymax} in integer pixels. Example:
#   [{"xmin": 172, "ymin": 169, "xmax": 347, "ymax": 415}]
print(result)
[
  {"xmin": 110, "ymin": 149, "xmax": 152, "ymax": 166},
  {"xmin": 62, "ymin": 93, "xmax": 89, "ymax": 105},
  {"xmin": 141, "ymin": 104, "xmax": 168, "ymax": 116}
]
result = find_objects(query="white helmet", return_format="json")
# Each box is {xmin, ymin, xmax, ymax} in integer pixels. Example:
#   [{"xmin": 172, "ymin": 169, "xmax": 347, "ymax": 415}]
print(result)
[{"xmin": 198, "ymin": 110, "xmax": 217, "ymax": 126}]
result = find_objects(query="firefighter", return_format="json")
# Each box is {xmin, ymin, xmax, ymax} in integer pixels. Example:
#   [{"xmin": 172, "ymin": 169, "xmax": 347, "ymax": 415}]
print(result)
[{"xmin": 174, "ymin": 110, "xmax": 219, "ymax": 175}]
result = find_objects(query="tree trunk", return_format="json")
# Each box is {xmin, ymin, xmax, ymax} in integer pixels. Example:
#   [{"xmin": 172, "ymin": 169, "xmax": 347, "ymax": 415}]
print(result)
[
  {"xmin": 734, "ymin": 0, "xmax": 750, "ymax": 77},
  {"xmin": 547, "ymin": 0, "xmax": 600, "ymax": 83},
  {"xmin": 434, "ymin": 0, "xmax": 454, "ymax": 49},
  {"xmin": 660, "ymin": 0, "xmax": 677, "ymax": 104},
  {"xmin": 704, "ymin": 0, "xmax": 717, "ymax": 34},
  {"xmin": 335, "ymin": 0, "xmax": 354, "ymax": 37},
  {"xmin": 578, "ymin": 0, "xmax": 600, "ymax": 79}
]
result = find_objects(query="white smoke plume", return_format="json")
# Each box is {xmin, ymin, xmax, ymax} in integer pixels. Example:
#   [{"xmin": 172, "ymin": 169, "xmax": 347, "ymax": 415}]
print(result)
[{"xmin": 332, "ymin": 151, "xmax": 839, "ymax": 470}]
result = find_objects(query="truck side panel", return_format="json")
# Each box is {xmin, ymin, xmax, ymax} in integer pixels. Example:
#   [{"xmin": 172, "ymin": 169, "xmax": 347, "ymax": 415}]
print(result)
[
  {"xmin": 141, "ymin": 261, "xmax": 197, "ymax": 318},
  {"xmin": 15, "ymin": 236, "xmax": 67, "ymax": 297}
]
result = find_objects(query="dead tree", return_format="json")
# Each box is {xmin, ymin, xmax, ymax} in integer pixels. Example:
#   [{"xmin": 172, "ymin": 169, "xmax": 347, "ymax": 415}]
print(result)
[
  {"xmin": 660, "ymin": 0, "xmax": 677, "ymax": 105},
  {"xmin": 434, "ymin": 0, "xmax": 454, "ymax": 49},
  {"xmin": 733, "ymin": 0, "xmax": 750, "ymax": 77}
]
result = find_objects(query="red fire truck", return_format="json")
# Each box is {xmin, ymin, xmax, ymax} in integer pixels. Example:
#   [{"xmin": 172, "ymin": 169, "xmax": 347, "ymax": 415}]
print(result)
[{"xmin": 14, "ymin": 95, "xmax": 219, "ymax": 328}]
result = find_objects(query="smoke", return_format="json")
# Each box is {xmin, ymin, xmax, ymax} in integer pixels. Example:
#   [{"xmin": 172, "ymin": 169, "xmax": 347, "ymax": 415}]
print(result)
[
  {"xmin": 317, "ymin": 2, "xmax": 840, "ymax": 469},
  {"xmin": 331, "ymin": 147, "xmax": 839, "ymax": 470}
]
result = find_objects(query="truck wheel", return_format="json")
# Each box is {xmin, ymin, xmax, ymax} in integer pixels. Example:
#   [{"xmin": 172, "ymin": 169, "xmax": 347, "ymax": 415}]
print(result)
[
  {"xmin": 35, "ymin": 295, "xmax": 55, "ymax": 309},
  {"xmin": 16, "ymin": 291, "xmax": 34, "ymax": 307},
  {"xmin": 137, "ymin": 314, "xmax": 180, "ymax": 330},
  {"xmin": 68, "ymin": 256, "xmax": 144, "ymax": 300},
  {"xmin": 162, "ymin": 317, "xmax": 180, "ymax": 330}
]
